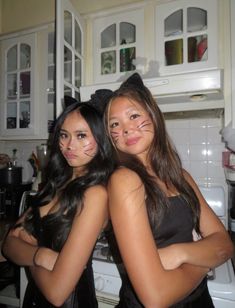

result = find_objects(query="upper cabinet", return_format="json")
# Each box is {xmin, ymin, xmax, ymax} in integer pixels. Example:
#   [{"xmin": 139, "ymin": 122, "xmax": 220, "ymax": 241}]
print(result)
[
  {"xmin": 85, "ymin": 0, "xmax": 222, "ymax": 84},
  {"xmin": 56, "ymin": 0, "xmax": 84, "ymax": 116},
  {"xmin": 0, "ymin": 0, "xmax": 84, "ymax": 139},
  {"xmin": 92, "ymin": 5, "xmax": 145, "ymax": 84},
  {"xmin": 231, "ymin": 0, "xmax": 235, "ymax": 128},
  {"xmin": 156, "ymin": 0, "xmax": 218, "ymax": 76},
  {"xmin": 0, "ymin": 32, "xmax": 48, "ymax": 139}
]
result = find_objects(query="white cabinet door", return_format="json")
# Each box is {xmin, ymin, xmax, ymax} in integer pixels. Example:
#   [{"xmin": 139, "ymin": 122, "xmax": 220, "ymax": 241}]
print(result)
[
  {"xmin": 0, "ymin": 33, "xmax": 41, "ymax": 138},
  {"xmin": 92, "ymin": 5, "xmax": 145, "ymax": 84},
  {"xmin": 231, "ymin": 0, "xmax": 235, "ymax": 128},
  {"xmin": 56, "ymin": 0, "xmax": 85, "ymax": 116},
  {"xmin": 156, "ymin": 0, "xmax": 218, "ymax": 76}
]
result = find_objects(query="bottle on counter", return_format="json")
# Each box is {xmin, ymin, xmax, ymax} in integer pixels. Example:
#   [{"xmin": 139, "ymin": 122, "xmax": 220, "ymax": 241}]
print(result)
[
  {"xmin": 11, "ymin": 149, "xmax": 18, "ymax": 166},
  {"xmin": 120, "ymin": 39, "xmax": 130, "ymax": 72}
]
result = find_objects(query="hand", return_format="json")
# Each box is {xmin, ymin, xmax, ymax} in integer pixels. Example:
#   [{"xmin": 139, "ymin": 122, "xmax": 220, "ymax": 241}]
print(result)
[
  {"xmin": 35, "ymin": 247, "xmax": 59, "ymax": 271},
  {"xmin": 9, "ymin": 227, "xmax": 37, "ymax": 245},
  {"xmin": 158, "ymin": 244, "xmax": 185, "ymax": 270}
]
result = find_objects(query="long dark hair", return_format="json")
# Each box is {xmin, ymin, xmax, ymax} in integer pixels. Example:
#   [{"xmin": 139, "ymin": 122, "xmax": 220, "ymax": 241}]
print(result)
[
  {"xmin": 105, "ymin": 73, "xmax": 201, "ymax": 234},
  {"xmin": 25, "ymin": 101, "xmax": 115, "ymax": 251}
]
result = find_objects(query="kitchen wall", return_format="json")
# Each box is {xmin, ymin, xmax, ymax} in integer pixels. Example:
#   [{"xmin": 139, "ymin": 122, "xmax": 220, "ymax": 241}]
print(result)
[
  {"xmin": 0, "ymin": 0, "xmax": 54, "ymax": 34},
  {"xmin": 0, "ymin": 0, "xmax": 140, "ymax": 35},
  {"xmin": 166, "ymin": 116, "xmax": 227, "ymax": 190},
  {"xmin": 0, "ymin": 139, "xmax": 46, "ymax": 164},
  {"xmin": 0, "ymin": 115, "xmax": 227, "ymax": 190},
  {"xmin": 0, "ymin": 1, "xmax": 2, "ymax": 32},
  {"xmin": 0, "ymin": 0, "xmax": 228, "ymax": 190}
]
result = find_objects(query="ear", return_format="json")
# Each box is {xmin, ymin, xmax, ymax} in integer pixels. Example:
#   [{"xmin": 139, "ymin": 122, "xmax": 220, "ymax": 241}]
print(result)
[{"xmin": 120, "ymin": 73, "xmax": 144, "ymax": 89}]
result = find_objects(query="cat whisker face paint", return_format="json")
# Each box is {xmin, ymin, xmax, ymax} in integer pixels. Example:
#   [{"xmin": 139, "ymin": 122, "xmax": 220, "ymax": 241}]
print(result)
[
  {"xmin": 83, "ymin": 140, "xmax": 97, "ymax": 157},
  {"xmin": 59, "ymin": 110, "xmax": 98, "ymax": 172},
  {"xmin": 107, "ymin": 96, "xmax": 154, "ymax": 160}
]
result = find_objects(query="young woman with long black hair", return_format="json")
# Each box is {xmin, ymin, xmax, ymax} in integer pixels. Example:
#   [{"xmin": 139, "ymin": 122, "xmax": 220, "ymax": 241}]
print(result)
[{"xmin": 3, "ymin": 97, "xmax": 115, "ymax": 307}]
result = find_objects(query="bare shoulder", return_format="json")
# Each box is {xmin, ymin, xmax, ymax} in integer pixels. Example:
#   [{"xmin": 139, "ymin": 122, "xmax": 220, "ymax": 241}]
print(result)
[
  {"xmin": 109, "ymin": 167, "xmax": 142, "ymax": 188},
  {"xmin": 182, "ymin": 169, "xmax": 204, "ymax": 198},
  {"xmin": 84, "ymin": 184, "xmax": 108, "ymax": 202},
  {"xmin": 108, "ymin": 167, "xmax": 145, "ymax": 207},
  {"xmin": 182, "ymin": 169, "xmax": 197, "ymax": 188},
  {"xmin": 75, "ymin": 185, "xmax": 108, "ymax": 219}
]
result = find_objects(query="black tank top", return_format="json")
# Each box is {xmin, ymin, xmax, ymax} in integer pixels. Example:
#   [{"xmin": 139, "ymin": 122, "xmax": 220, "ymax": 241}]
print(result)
[
  {"xmin": 22, "ymin": 206, "xmax": 98, "ymax": 308},
  {"xmin": 114, "ymin": 195, "xmax": 214, "ymax": 308}
]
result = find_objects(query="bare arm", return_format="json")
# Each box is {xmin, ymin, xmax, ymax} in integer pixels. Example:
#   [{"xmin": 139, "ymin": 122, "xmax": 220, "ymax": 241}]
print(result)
[
  {"xmin": 30, "ymin": 185, "xmax": 108, "ymax": 307},
  {"xmin": 2, "ymin": 210, "xmax": 39, "ymax": 266},
  {"xmin": 108, "ymin": 168, "xmax": 208, "ymax": 308},
  {"xmin": 159, "ymin": 171, "xmax": 234, "ymax": 270}
]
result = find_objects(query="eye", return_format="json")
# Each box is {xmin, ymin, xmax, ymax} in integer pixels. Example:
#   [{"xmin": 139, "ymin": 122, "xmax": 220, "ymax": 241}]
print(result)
[
  {"xmin": 110, "ymin": 121, "xmax": 119, "ymax": 129},
  {"xmin": 77, "ymin": 133, "xmax": 86, "ymax": 139},
  {"xmin": 59, "ymin": 132, "xmax": 68, "ymax": 139},
  {"xmin": 130, "ymin": 113, "xmax": 140, "ymax": 120}
]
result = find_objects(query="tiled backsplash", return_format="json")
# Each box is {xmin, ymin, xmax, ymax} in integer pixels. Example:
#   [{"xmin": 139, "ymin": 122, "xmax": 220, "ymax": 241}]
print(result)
[
  {"xmin": 0, "ymin": 117, "xmax": 227, "ymax": 188},
  {"xmin": 0, "ymin": 140, "xmax": 46, "ymax": 165},
  {"xmin": 166, "ymin": 117, "xmax": 226, "ymax": 189}
]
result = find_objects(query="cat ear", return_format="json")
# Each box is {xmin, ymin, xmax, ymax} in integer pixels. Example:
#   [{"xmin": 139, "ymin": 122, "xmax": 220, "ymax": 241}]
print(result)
[
  {"xmin": 90, "ymin": 89, "xmax": 113, "ymax": 114},
  {"xmin": 64, "ymin": 95, "xmax": 80, "ymax": 108},
  {"xmin": 120, "ymin": 73, "xmax": 144, "ymax": 89}
]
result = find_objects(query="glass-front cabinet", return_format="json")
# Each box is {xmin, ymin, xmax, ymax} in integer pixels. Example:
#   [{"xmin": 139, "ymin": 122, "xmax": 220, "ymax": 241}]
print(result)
[
  {"xmin": 47, "ymin": 30, "xmax": 56, "ymax": 133},
  {"xmin": 92, "ymin": 6, "xmax": 145, "ymax": 84},
  {"xmin": 56, "ymin": 0, "xmax": 84, "ymax": 116},
  {"xmin": 0, "ymin": 0, "xmax": 84, "ymax": 139},
  {"xmin": 156, "ymin": 0, "xmax": 218, "ymax": 75},
  {"xmin": 0, "ymin": 33, "xmax": 37, "ymax": 137}
]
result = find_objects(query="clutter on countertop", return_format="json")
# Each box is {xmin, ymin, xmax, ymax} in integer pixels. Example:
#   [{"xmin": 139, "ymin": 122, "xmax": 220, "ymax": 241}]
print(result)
[
  {"xmin": 220, "ymin": 121, "xmax": 235, "ymax": 152},
  {"xmin": 11, "ymin": 149, "xmax": 18, "ymax": 166},
  {"xmin": 0, "ymin": 154, "xmax": 10, "ymax": 168},
  {"xmin": 222, "ymin": 150, "xmax": 235, "ymax": 182}
]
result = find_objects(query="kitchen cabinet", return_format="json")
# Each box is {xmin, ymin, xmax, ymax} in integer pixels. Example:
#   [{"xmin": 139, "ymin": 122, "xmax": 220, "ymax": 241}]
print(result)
[
  {"xmin": 0, "ymin": 0, "xmax": 84, "ymax": 139},
  {"xmin": 85, "ymin": 0, "xmax": 222, "ymax": 83},
  {"xmin": 0, "ymin": 27, "xmax": 51, "ymax": 140},
  {"xmin": 155, "ymin": 0, "xmax": 219, "ymax": 76},
  {"xmin": 231, "ymin": 0, "xmax": 235, "ymax": 128},
  {"xmin": 47, "ymin": 30, "xmax": 56, "ymax": 133},
  {"xmin": 56, "ymin": 0, "xmax": 85, "ymax": 116},
  {"xmin": 91, "ymin": 4, "xmax": 145, "ymax": 84},
  {"xmin": 0, "ymin": 32, "xmax": 44, "ymax": 139}
]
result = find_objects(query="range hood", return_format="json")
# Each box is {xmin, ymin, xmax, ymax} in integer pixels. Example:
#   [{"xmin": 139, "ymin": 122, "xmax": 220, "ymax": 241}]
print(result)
[{"xmin": 80, "ymin": 69, "xmax": 224, "ymax": 113}]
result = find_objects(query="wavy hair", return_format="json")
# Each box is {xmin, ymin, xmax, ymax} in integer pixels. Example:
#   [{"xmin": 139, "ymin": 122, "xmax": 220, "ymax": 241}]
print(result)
[
  {"xmin": 25, "ymin": 101, "xmax": 115, "ymax": 251},
  {"xmin": 105, "ymin": 73, "xmax": 201, "ymax": 234}
]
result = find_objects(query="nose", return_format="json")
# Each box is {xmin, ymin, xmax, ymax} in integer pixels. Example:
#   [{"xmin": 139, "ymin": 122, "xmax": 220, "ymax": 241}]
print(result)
[
  {"xmin": 66, "ymin": 137, "xmax": 74, "ymax": 150},
  {"xmin": 123, "ymin": 122, "xmax": 133, "ymax": 136}
]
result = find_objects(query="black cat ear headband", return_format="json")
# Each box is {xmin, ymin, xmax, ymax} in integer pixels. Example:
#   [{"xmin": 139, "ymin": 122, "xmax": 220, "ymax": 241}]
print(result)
[
  {"xmin": 119, "ymin": 72, "xmax": 145, "ymax": 90},
  {"xmin": 88, "ymin": 73, "xmax": 145, "ymax": 113},
  {"xmin": 63, "ymin": 73, "xmax": 144, "ymax": 114}
]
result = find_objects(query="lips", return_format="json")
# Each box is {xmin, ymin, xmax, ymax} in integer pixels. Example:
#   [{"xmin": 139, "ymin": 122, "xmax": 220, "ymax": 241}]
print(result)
[
  {"xmin": 125, "ymin": 137, "xmax": 140, "ymax": 146},
  {"xmin": 63, "ymin": 152, "xmax": 77, "ymax": 160}
]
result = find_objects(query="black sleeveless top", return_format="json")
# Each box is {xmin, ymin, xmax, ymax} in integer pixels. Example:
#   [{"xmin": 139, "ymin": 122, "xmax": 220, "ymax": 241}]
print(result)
[
  {"xmin": 115, "ymin": 195, "xmax": 214, "ymax": 308},
  {"xmin": 22, "ymin": 207, "xmax": 98, "ymax": 308}
]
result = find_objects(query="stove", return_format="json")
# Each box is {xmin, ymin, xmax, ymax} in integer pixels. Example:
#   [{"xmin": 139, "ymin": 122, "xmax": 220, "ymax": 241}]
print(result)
[{"xmin": 92, "ymin": 185, "xmax": 235, "ymax": 308}]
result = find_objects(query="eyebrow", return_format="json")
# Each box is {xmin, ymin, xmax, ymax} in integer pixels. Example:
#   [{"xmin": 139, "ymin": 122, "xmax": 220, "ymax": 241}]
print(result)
[
  {"xmin": 60, "ymin": 128, "xmax": 89, "ymax": 133},
  {"xmin": 109, "ymin": 106, "xmax": 139, "ymax": 121}
]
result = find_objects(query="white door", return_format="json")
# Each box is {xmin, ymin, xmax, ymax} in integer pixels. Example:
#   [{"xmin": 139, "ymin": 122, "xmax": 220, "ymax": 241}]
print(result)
[
  {"xmin": 56, "ymin": 0, "xmax": 84, "ymax": 116},
  {"xmin": 231, "ymin": 0, "xmax": 235, "ymax": 128}
]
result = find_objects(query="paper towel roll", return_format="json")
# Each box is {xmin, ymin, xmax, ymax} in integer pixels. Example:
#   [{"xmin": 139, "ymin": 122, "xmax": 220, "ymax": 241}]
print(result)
[{"xmin": 220, "ymin": 122, "xmax": 235, "ymax": 152}]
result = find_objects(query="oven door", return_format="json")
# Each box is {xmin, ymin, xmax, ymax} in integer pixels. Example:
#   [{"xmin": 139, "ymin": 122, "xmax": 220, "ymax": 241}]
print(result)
[
  {"xmin": 208, "ymin": 259, "xmax": 235, "ymax": 308},
  {"xmin": 93, "ymin": 260, "xmax": 121, "ymax": 308},
  {"xmin": 96, "ymin": 291, "xmax": 119, "ymax": 308}
]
